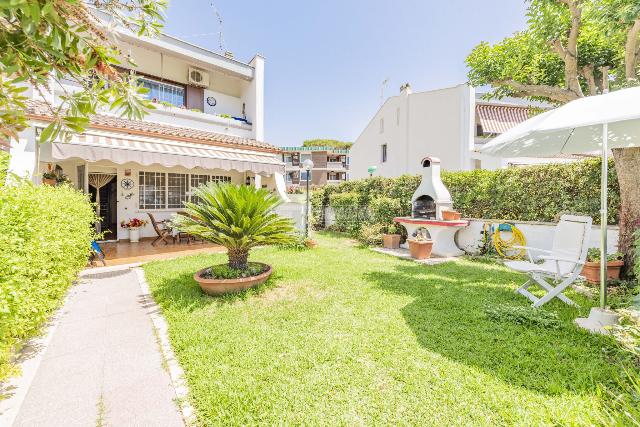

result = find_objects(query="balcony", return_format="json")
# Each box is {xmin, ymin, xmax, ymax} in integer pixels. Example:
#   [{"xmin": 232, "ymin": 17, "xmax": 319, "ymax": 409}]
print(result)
[
  {"xmin": 145, "ymin": 104, "xmax": 253, "ymax": 139},
  {"xmin": 326, "ymin": 161, "xmax": 346, "ymax": 170}
]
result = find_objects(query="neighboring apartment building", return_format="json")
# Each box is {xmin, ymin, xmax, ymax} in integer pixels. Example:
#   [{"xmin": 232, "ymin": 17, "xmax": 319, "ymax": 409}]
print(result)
[
  {"xmin": 280, "ymin": 147, "xmax": 350, "ymax": 186},
  {"xmin": 350, "ymin": 84, "xmax": 573, "ymax": 179},
  {"xmin": 7, "ymin": 9, "xmax": 287, "ymax": 241}
]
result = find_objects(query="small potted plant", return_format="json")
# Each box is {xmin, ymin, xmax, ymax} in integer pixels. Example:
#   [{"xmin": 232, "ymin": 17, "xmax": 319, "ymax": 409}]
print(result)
[
  {"xmin": 442, "ymin": 209, "xmax": 462, "ymax": 221},
  {"xmin": 581, "ymin": 248, "xmax": 625, "ymax": 284},
  {"xmin": 56, "ymin": 174, "xmax": 71, "ymax": 186},
  {"xmin": 120, "ymin": 217, "xmax": 149, "ymax": 243},
  {"xmin": 382, "ymin": 223, "xmax": 401, "ymax": 249},
  {"xmin": 42, "ymin": 164, "xmax": 58, "ymax": 186},
  {"xmin": 408, "ymin": 229, "xmax": 433, "ymax": 260}
]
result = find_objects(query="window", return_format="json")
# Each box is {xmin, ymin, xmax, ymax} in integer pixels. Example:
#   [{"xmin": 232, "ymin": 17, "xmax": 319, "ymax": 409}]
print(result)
[
  {"xmin": 167, "ymin": 173, "xmax": 188, "ymax": 209},
  {"xmin": 301, "ymin": 170, "xmax": 312, "ymax": 181},
  {"xmin": 211, "ymin": 176, "xmax": 232, "ymax": 184},
  {"xmin": 139, "ymin": 172, "xmax": 231, "ymax": 209},
  {"xmin": 381, "ymin": 144, "xmax": 387, "ymax": 163},
  {"xmin": 139, "ymin": 77, "xmax": 185, "ymax": 107},
  {"xmin": 190, "ymin": 174, "xmax": 209, "ymax": 204},
  {"xmin": 139, "ymin": 172, "xmax": 166, "ymax": 210},
  {"xmin": 380, "ymin": 118, "xmax": 384, "ymax": 133}
]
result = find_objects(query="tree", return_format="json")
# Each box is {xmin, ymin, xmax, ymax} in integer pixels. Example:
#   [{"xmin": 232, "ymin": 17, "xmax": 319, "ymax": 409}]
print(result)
[
  {"xmin": 467, "ymin": 0, "xmax": 640, "ymax": 274},
  {"xmin": 302, "ymin": 139, "xmax": 353, "ymax": 149},
  {"xmin": 173, "ymin": 183, "xmax": 296, "ymax": 270},
  {"xmin": 0, "ymin": 0, "xmax": 167, "ymax": 145}
]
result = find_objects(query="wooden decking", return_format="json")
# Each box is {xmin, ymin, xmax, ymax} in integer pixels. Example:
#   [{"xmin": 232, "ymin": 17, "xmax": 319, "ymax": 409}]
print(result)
[{"xmin": 96, "ymin": 239, "xmax": 224, "ymax": 266}]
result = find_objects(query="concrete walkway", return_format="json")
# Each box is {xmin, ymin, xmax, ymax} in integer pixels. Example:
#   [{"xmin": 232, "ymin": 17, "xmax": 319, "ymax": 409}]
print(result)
[{"xmin": 9, "ymin": 269, "xmax": 184, "ymax": 427}]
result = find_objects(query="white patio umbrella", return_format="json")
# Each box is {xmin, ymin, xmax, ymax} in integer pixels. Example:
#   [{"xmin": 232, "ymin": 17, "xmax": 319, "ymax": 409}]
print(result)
[{"xmin": 480, "ymin": 86, "xmax": 640, "ymax": 310}]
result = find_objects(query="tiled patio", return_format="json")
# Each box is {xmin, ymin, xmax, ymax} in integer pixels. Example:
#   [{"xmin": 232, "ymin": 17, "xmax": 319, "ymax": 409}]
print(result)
[{"xmin": 97, "ymin": 239, "xmax": 224, "ymax": 266}]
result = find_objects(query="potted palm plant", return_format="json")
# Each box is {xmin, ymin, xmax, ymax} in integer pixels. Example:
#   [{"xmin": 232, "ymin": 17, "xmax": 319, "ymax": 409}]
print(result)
[
  {"xmin": 173, "ymin": 183, "xmax": 296, "ymax": 296},
  {"xmin": 581, "ymin": 248, "xmax": 625, "ymax": 284}
]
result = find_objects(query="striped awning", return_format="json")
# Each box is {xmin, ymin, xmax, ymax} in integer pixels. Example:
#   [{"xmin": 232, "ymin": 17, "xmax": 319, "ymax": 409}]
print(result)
[
  {"xmin": 476, "ymin": 104, "xmax": 531, "ymax": 135},
  {"xmin": 50, "ymin": 131, "xmax": 284, "ymax": 175}
]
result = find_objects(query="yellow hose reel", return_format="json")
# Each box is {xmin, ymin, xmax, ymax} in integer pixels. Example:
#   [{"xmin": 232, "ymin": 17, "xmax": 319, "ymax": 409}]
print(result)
[{"xmin": 483, "ymin": 223, "xmax": 527, "ymax": 259}]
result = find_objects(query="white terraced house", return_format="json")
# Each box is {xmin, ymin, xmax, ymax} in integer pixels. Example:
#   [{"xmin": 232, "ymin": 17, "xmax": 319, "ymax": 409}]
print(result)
[
  {"xmin": 350, "ymin": 84, "xmax": 578, "ymax": 179},
  {"xmin": 7, "ymin": 10, "xmax": 288, "ymax": 241}
]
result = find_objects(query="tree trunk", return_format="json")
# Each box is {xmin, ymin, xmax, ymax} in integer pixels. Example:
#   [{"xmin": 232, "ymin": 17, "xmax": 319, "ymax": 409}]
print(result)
[
  {"xmin": 227, "ymin": 248, "xmax": 249, "ymax": 270},
  {"xmin": 625, "ymin": 18, "xmax": 640, "ymax": 81},
  {"xmin": 612, "ymin": 147, "xmax": 640, "ymax": 277}
]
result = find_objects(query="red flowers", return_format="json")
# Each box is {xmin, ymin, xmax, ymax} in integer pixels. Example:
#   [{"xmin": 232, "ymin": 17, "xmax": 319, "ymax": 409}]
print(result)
[{"xmin": 120, "ymin": 218, "xmax": 148, "ymax": 229}]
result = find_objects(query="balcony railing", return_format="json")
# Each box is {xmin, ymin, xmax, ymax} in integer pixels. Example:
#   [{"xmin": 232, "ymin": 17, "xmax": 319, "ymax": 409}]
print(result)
[{"xmin": 326, "ymin": 161, "xmax": 346, "ymax": 169}]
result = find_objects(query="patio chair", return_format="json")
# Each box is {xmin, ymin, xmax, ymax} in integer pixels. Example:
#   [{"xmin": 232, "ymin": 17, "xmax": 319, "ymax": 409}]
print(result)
[
  {"xmin": 505, "ymin": 214, "xmax": 592, "ymax": 308},
  {"xmin": 147, "ymin": 213, "xmax": 176, "ymax": 246}
]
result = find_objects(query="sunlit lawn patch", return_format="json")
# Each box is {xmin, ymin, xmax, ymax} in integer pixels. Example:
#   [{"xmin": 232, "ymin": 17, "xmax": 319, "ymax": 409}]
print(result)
[{"xmin": 143, "ymin": 233, "xmax": 631, "ymax": 426}]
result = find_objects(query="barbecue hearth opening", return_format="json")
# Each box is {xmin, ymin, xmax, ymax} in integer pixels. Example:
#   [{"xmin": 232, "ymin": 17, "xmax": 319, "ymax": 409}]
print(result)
[{"xmin": 413, "ymin": 195, "xmax": 436, "ymax": 219}]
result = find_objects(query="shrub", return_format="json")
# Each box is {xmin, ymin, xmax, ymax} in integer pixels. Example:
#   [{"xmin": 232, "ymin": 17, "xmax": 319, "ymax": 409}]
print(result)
[
  {"xmin": 0, "ymin": 181, "xmax": 97, "ymax": 381},
  {"xmin": 0, "ymin": 151, "xmax": 8, "ymax": 186},
  {"xmin": 328, "ymin": 192, "xmax": 366, "ymax": 234},
  {"xmin": 369, "ymin": 197, "xmax": 403, "ymax": 234},
  {"xmin": 312, "ymin": 159, "xmax": 620, "ymax": 236},
  {"xmin": 358, "ymin": 223, "xmax": 386, "ymax": 246}
]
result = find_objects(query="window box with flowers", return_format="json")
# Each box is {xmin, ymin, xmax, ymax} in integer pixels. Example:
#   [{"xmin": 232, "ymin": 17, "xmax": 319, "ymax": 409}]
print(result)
[{"xmin": 121, "ymin": 218, "xmax": 148, "ymax": 243}]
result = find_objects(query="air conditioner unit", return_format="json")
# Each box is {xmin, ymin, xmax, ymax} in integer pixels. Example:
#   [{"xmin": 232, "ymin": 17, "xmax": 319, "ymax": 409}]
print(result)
[{"xmin": 188, "ymin": 68, "xmax": 209, "ymax": 87}]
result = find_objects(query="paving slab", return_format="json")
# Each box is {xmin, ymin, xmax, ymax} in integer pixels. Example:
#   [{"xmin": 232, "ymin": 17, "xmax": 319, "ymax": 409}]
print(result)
[{"xmin": 9, "ymin": 269, "xmax": 184, "ymax": 427}]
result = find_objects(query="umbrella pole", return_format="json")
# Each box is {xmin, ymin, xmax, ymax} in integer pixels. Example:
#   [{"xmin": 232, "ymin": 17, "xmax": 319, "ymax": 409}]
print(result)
[{"xmin": 600, "ymin": 123, "xmax": 608, "ymax": 309}]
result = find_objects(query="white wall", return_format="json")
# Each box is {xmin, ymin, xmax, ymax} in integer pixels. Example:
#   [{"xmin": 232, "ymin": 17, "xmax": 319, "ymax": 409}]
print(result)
[
  {"xmin": 350, "ymin": 84, "xmax": 474, "ymax": 179},
  {"xmin": 244, "ymin": 55, "xmax": 265, "ymax": 141},
  {"xmin": 321, "ymin": 208, "xmax": 619, "ymax": 255}
]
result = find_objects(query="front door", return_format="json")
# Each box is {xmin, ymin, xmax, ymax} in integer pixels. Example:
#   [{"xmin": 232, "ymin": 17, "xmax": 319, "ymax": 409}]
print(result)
[{"xmin": 88, "ymin": 173, "xmax": 118, "ymax": 241}]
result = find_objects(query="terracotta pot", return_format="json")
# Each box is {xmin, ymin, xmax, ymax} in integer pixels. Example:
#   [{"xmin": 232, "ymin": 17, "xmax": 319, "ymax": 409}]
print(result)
[
  {"xmin": 383, "ymin": 234, "xmax": 401, "ymax": 249},
  {"xmin": 581, "ymin": 260, "xmax": 624, "ymax": 284},
  {"xmin": 42, "ymin": 178, "xmax": 57, "ymax": 186},
  {"xmin": 408, "ymin": 239, "xmax": 433, "ymax": 260},
  {"xmin": 442, "ymin": 210, "xmax": 462, "ymax": 221},
  {"xmin": 194, "ymin": 263, "xmax": 272, "ymax": 296}
]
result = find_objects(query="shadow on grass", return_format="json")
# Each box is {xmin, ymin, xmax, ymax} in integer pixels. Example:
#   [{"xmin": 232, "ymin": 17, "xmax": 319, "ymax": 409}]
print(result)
[{"xmin": 363, "ymin": 260, "xmax": 626, "ymax": 396}]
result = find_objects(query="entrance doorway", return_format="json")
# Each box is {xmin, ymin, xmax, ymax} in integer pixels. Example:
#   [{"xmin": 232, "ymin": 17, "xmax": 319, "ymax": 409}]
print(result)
[{"xmin": 88, "ymin": 173, "xmax": 117, "ymax": 241}]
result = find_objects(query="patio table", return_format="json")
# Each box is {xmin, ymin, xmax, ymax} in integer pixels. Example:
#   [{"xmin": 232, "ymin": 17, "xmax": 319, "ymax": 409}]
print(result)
[{"xmin": 394, "ymin": 217, "xmax": 469, "ymax": 257}]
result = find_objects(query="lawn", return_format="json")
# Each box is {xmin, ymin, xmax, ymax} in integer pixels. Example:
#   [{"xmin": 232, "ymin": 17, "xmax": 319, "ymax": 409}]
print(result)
[{"xmin": 143, "ymin": 233, "xmax": 629, "ymax": 426}]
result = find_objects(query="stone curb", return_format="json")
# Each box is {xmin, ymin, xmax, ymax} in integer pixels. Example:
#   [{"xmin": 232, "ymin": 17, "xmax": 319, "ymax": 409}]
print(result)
[{"xmin": 134, "ymin": 268, "xmax": 197, "ymax": 426}]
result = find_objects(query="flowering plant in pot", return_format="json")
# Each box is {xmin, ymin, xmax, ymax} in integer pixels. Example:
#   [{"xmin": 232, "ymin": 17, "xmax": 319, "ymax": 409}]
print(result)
[
  {"xmin": 172, "ymin": 183, "xmax": 296, "ymax": 296},
  {"xmin": 120, "ymin": 218, "xmax": 148, "ymax": 243},
  {"xmin": 408, "ymin": 229, "xmax": 433, "ymax": 260},
  {"xmin": 581, "ymin": 248, "xmax": 625, "ymax": 284}
]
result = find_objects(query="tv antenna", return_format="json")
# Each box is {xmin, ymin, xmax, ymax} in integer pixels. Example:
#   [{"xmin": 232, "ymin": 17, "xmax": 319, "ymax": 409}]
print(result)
[{"xmin": 177, "ymin": 2, "xmax": 226, "ymax": 53}]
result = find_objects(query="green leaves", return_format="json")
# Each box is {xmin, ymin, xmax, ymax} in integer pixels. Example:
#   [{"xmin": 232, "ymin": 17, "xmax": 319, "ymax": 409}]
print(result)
[
  {"xmin": 172, "ymin": 184, "xmax": 297, "ymax": 267},
  {"xmin": 0, "ymin": 1, "xmax": 167, "ymax": 142},
  {"xmin": 0, "ymin": 179, "xmax": 98, "ymax": 381}
]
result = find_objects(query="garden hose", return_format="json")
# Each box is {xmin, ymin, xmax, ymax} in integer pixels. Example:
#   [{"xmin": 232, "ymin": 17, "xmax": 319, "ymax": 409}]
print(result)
[{"xmin": 484, "ymin": 223, "xmax": 527, "ymax": 259}]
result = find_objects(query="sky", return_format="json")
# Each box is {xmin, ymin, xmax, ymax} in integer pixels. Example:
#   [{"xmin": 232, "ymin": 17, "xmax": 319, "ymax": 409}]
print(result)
[{"xmin": 163, "ymin": 1, "xmax": 528, "ymax": 147}]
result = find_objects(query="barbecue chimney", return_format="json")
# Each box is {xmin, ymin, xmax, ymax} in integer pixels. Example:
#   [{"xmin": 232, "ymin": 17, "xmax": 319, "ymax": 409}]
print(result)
[{"xmin": 411, "ymin": 157, "xmax": 453, "ymax": 219}]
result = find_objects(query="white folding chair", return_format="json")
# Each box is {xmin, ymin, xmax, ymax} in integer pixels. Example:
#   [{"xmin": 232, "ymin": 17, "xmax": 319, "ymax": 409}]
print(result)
[{"xmin": 505, "ymin": 215, "xmax": 592, "ymax": 308}]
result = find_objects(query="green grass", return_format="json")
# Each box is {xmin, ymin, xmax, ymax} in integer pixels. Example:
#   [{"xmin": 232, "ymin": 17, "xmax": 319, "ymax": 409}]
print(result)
[{"xmin": 143, "ymin": 233, "xmax": 631, "ymax": 426}]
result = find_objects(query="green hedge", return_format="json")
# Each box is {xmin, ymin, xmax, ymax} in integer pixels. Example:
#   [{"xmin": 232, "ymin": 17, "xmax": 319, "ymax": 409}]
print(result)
[
  {"xmin": 0, "ymin": 151, "xmax": 9, "ymax": 187},
  {"xmin": 313, "ymin": 158, "xmax": 620, "ymax": 228},
  {"xmin": 0, "ymin": 181, "xmax": 97, "ymax": 380}
]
